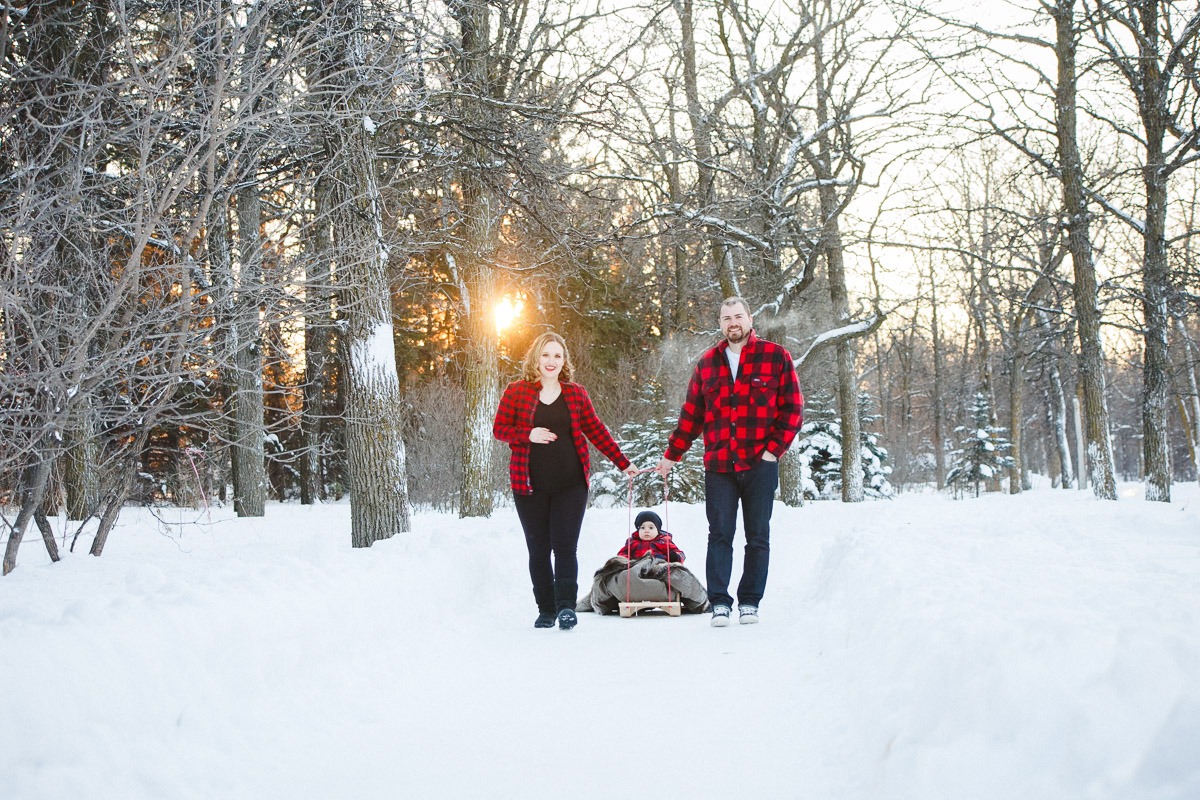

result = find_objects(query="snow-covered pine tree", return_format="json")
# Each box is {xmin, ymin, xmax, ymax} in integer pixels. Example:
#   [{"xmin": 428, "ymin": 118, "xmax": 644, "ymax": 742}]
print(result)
[
  {"xmin": 794, "ymin": 390, "xmax": 840, "ymax": 499},
  {"xmin": 858, "ymin": 392, "xmax": 895, "ymax": 499},
  {"xmin": 793, "ymin": 390, "xmax": 893, "ymax": 500},
  {"xmin": 590, "ymin": 380, "xmax": 704, "ymax": 506},
  {"xmin": 946, "ymin": 392, "xmax": 1016, "ymax": 497}
]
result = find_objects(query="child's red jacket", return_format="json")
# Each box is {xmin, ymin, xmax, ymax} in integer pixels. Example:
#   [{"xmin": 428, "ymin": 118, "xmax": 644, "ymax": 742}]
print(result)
[{"xmin": 617, "ymin": 532, "xmax": 684, "ymax": 563}]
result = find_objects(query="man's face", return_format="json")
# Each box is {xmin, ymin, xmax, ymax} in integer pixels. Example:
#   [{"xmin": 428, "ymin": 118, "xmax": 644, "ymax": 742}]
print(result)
[{"xmin": 719, "ymin": 304, "xmax": 752, "ymax": 344}]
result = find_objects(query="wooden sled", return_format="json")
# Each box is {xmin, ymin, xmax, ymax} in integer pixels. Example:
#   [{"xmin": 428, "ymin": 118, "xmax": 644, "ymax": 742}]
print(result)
[{"xmin": 618, "ymin": 601, "xmax": 682, "ymax": 617}]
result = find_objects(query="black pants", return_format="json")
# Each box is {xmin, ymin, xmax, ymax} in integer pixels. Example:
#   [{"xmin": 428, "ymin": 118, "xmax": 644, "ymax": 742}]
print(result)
[{"xmin": 513, "ymin": 482, "xmax": 589, "ymax": 588}]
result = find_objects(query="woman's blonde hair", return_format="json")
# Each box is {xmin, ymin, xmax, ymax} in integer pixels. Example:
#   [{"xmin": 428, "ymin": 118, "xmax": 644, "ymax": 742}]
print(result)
[{"xmin": 521, "ymin": 332, "xmax": 574, "ymax": 383}]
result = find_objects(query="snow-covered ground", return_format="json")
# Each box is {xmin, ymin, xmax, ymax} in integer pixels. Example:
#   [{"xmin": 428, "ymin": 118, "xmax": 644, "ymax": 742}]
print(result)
[{"xmin": 3, "ymin": 483, "xmax": 1198, "ymax": 800}]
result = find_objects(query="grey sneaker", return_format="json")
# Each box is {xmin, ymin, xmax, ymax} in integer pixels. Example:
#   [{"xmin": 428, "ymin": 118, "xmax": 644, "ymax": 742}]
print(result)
[
  {"xmin": 710, "ymin": 604, "xmax": 732, "ymax": 627},
  {"xmin": 738, "ymin": 605, "xmax": 759, "ymax": 624}
]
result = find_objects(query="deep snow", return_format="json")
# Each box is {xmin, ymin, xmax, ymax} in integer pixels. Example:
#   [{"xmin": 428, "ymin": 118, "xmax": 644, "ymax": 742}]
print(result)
[{"xmin": 2, "ymin": 483, "xmax": 1198, "ymax": 800}]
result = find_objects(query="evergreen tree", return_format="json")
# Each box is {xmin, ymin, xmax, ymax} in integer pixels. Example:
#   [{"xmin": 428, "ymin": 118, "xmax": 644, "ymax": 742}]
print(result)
[
  {"xmin": 858, "ymin": 392, "xmax": 895, "ymax": 499},
  {"xmin": 794, "ymin": 390, "xmax": 841, "ymax": 499},
  {"xmin": 793, "ymin": 390, "xmax": 893, "ymax": 500},
  {"xmin": 590, "ymin": 380, "xmax": 704, "ymax": 507},
  {"xmin": 946, "ymin": 392, "xmax": 1016, "ymax": 497}
]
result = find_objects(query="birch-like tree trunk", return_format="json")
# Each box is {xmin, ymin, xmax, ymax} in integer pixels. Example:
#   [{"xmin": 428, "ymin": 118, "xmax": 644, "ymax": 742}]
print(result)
[
  {"xmin": 1176, "ymin": 318, "xmax": 1200, "ymax": 486},
  {"xmin": 1038, "ymin": 309, "xmax": 1076, "ymax": 487}
]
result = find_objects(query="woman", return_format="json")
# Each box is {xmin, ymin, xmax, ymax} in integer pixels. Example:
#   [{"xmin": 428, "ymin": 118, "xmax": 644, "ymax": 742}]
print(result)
[{"xmin": 493, "ymin": 332, "xmax": 637, "ymax": 630}]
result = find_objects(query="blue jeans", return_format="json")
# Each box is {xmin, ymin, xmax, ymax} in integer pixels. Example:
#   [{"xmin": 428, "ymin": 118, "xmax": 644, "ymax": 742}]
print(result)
[{"xmin": 705, "ymin": 459, "xmax": 779, "ymax": 608}]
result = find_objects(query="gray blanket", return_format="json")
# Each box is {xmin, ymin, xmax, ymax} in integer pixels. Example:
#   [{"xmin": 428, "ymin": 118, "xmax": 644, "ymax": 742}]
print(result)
[{"xmin": 576, "ymin": 556, "xmax": 710, "ymax": 614}]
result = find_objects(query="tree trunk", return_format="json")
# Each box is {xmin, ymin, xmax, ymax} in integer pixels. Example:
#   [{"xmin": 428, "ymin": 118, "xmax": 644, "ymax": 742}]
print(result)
[
  {"xmin": 233, "ymin": 159, "xmax": 267, "ymax": 516},
  {"xmin": 1175, "ymin": 317, "xmax": 1200, "ymax": 486},
  {"xmin": 1008, "ymin": 349, "xmax": 1024, "ymax": 494},
  {"xmin": 63, "ymin": 397, "xmax": 99, "ymax": 520},
  {"xmin": 90, "ymin": 456, "xmax": 139, "ymax": 557},
  {"xmin": 209, "ymin": 195, "xmax": 238, "ymax": 509},
  {"xmin": 1040, "ymin": 318, "xmax": 1076, "ymax": 488},
  {"xmin": 930, "ymin": 265, "xmax": 947, "ymax": 489},
  {"xmin": 778, "ymin": 446, "xmax": 805, "ymax": 507},
  {"xmin": 1136, "ymin": 0, "xmax": 1172, "ymax": 502},
  {"xmin": 34, "ymin": 508, "xmax": 61, "ymax": 563},
  {"xmin": 23, "ymin": 0, "xmax": 104, "ymax": 528},
  {"xmin": 2, "ymin": 452, "xmax": 54, "ymax": 575},
  {"xmin": 230, "ymin": 13, "xmax": 268, "ymax": 516},
  {"xmin": 1054, "ymin": 0, "xmax": 1117, "ymax": 499},
  {"xmin": 194, "ymin": 0, "xmax": 235, "ymax": 507},
  {"xmin": 450, "ymin": 0, "xmax": 501, "ymax": 519},
  {"xmin": 458, "ymin": 249, "xmax": 500, "ymax": 518},
  {"xmin": 301, "ymin": 175, "xmax": 333, "ymax": 505},
  {"xmin": 324, "ymin": 0, "xmax": 411, "ymax": 546},
  {"xmin": 811, "ymin": 38, "xmax": 862, "ymax": 503},
  {"xmin": 673, "ymin": 242, "xmax": 689, "ymax": 330}
]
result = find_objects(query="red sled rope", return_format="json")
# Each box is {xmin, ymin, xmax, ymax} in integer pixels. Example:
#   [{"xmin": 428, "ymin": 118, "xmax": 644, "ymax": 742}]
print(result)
[{"xmin": 621, "ymin": 469, "xmax": 679, "ymax": 617}]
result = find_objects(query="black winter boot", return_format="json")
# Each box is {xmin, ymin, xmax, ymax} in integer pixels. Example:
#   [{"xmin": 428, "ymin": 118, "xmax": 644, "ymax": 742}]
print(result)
[
  {"xmin": 533, "ymin": 584, "xmax": 556, "ymax": 629},
  {"xmin": 554, "ymin": 580, "xmax": 579, "ymax": 631}
]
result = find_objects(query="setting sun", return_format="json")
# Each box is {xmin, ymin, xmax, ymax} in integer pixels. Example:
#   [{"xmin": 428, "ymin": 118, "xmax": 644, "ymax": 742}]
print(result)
[{"xmin": 494, "ymin": 296, "xmax": 523, "ymax": 334}]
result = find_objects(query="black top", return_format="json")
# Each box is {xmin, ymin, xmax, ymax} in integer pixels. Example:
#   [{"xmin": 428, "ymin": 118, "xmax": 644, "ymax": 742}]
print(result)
[{"xmin": 528, "ymin": 394, "xmax": 586, "ymax": 493}]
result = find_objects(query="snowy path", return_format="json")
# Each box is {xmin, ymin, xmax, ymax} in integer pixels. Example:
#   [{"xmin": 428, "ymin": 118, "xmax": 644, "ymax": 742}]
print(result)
[{"xmin": 3, "ymin": 485, "xmax": 1198, "ymax": 799}]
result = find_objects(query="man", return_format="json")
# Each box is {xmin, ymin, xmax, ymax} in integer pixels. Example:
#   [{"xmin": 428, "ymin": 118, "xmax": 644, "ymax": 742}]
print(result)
[{"xmin": 656, "ymin": 297, "xmax": 803, "ymax": 627}]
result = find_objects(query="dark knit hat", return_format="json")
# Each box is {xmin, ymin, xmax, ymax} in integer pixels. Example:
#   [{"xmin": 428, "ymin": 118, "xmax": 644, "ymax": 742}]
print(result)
[{"xmin": 634, "ymin": 510, "xmax": 663, "ymax": 533}]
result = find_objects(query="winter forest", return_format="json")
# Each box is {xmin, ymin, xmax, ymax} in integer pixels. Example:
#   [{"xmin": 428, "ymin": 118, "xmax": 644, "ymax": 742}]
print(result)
[{"xmin": 3, "ymin": 0, "xmax": 1200, "ymax": 567}]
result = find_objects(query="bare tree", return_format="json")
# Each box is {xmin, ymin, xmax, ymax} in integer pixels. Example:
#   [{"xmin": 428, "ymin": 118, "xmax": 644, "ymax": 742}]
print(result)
[
  {"xmin": 1088, "ymin": 0, "xmax": 1200, "ymax": 501},
  {"xmin": 3, "ymin": 0, "xmax": 232, "ymax": 570},
  {"xmin": 907, "ymin": 0, "xmax": 1120, "ymax": 498}
]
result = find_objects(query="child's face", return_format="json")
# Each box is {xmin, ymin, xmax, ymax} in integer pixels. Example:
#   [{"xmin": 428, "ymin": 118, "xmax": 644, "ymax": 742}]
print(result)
[{"xmin": 637, "ymin": 521, "xmax": 659, "ymax": 541}]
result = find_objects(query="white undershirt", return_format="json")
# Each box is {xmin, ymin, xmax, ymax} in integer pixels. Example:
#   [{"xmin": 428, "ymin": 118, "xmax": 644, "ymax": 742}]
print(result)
[{"xmin": 725, "ymin": 347, "xmax": 741, "ymax": 381}]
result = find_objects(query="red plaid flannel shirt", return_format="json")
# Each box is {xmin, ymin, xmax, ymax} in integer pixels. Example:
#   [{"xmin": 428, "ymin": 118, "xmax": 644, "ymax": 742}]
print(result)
[
  {"xmin": 664, "ymin": 330, "xmax": 803, "ymax": 472},
  {"xmin": 493, "ymin": 380, "xmax": 631, "ymax": 495}
]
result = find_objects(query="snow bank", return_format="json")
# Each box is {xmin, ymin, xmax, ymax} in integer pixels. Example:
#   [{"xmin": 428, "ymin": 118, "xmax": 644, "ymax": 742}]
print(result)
[{"xmin": 2, "ymin": 486, "xmax": 1197, "ymax": 799}]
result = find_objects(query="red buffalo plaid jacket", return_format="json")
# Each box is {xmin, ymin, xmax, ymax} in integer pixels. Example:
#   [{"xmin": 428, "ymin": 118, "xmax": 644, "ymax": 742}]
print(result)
[
  {"xmin": 664, "ymin": 330, "xmax": 803, "ymax": 472},
  {"xmin": 493, "ymin": 380, "xmax": 631, "ymax": 495}
]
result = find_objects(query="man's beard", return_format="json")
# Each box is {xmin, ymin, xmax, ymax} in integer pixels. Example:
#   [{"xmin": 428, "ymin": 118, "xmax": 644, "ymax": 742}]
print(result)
[{"xmin": 724, "ymin": 326, "xmax": 748, "ymax": 344}]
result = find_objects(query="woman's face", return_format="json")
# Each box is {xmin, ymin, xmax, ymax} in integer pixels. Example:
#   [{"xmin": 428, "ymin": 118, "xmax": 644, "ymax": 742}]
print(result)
[{"xmin": 538, "ymin": 341, "xmax": 565, "ymax": 382}]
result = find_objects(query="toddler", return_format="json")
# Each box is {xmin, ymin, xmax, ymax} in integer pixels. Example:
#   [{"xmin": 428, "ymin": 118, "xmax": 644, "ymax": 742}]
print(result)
[{"xmin": 617, "ymin": 510, "xmax": 684, "ymax": 563}]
